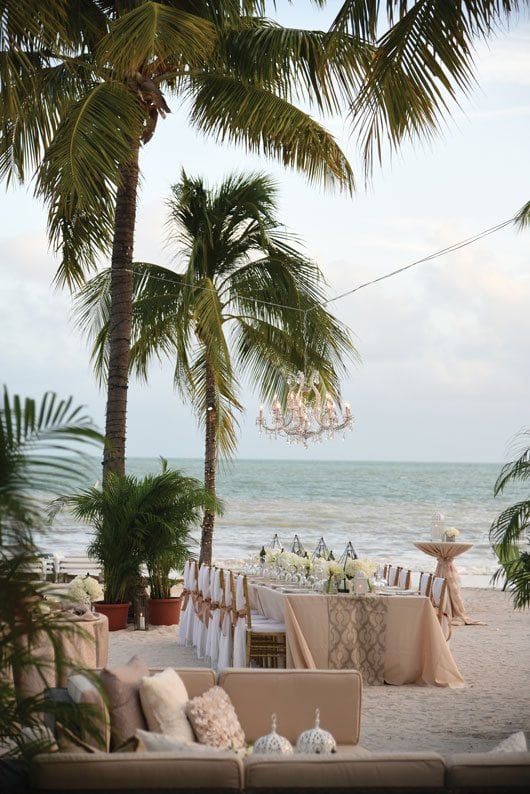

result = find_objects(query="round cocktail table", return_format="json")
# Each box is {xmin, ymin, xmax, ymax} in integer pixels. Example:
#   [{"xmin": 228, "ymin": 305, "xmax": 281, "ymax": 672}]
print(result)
[{"xmin": 414, "ymin": 541, "xmax": 474, "ymax": 625}]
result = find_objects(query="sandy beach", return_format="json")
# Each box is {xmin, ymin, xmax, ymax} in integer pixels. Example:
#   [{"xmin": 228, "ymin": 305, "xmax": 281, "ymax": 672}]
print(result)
[{"xmin": 107, "ymin": 587, "xmax": 529, "ymax": 754}]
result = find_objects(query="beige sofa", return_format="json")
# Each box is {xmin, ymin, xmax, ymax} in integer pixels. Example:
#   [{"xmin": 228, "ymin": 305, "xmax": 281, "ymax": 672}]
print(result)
[{"xmin": 29, "ymin": 668, "xmax": 530, "ymax": 792}]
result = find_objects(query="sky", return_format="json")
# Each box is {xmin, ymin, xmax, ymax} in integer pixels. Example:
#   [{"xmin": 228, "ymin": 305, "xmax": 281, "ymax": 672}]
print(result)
[{"xmin": 1, "ymin": 4, "xmax": 529, "ymax": 465}]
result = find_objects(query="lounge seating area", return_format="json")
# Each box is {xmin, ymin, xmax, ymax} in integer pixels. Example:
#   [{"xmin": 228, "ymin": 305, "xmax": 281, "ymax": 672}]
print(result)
[{"xmin": 25, "ymin": 665, "xmax": 530, "ymax": 792}]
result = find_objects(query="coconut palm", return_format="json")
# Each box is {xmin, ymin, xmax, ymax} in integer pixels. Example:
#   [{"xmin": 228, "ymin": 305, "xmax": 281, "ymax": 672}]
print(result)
[
  {"xmin": 0, "ymin": 388, "xmax": 103, "ymax": 762},
  {"xmin": 75, "ymin": 170, "xmax": 356, "ymax": 564},
  {"xmin": 1, "ymin": 0, "xmax": 361, "ymax": 482},
  {"xmin": 489, "ymin": 430, "xmax": 530, "ymax": 610}
]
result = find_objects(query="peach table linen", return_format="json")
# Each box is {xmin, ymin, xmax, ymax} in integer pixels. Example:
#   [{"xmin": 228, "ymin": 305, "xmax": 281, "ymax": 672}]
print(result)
[
  {"xmin": 414, "ymin": 541, "xmax": 474, "ymax": 625},
  {"xmin": 17, "ymin": 611, "xmax": 109, "ymax": 696},
  {"xmin": 249, "ymin": 584, "xmax": 464, "ymax": 688}
]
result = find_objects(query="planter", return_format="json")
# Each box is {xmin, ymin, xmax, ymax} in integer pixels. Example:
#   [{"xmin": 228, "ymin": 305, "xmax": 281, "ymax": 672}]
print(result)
[
  {"xmin": 94, "ymin": 602, "xmax": 131, "ymax": 631},
  {"xmin": 148, "ymin": 597, "xmax": 181, "ymax": 626}
]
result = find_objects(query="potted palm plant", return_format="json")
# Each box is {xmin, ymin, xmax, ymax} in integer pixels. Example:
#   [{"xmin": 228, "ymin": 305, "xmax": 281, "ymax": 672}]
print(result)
[
  {"xmin": 135, "ymin": 462, "xmax": 219, "ymax": 625},
  {"xmin": 63, "ymin": 475, "xmax": 146, "ymax": 630}
]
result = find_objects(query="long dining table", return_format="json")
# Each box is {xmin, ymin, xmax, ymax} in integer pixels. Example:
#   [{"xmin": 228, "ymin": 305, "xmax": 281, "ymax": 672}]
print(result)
[{"xmin": 249, "ymin": 582, "xmax": 464, "ymax": 688}]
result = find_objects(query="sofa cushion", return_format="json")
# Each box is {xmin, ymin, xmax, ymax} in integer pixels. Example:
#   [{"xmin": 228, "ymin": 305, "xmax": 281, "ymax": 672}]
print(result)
[
  {"xmin": 186, "ymin": 686, "xmax": 246, "ymax": 750},
  {"xmin": 139, "ymin": 668, "xmax": 195, "ymax": 744},
  {"xmin": 244, "ymin": 752, "xmax": 446, "ymax": 790},
  {"xmin": 30, "ymin": 751, "xmax": 244, "ymax": 790},
  {"xmin": 55, "ymin": 723, "xmax": 99, "ymax": 754},
  {"xmin": 219, "ymin": 669, "xmax": 362, "ymax": 745},
  {"xmin": 99, "ymin": 655, "xmax": 149, "ymax": 746},
  {"xmin": 490, "ymin": 730, "xmax": 527, "ymax": 753},
  {"xmin": 136, "ymin": 729, "xmax": 221, "ymax": 754},
  {"xmin": 67, "ymin": 674, "xmax": 110, "ymax": 751},
  {"xmin": 445, "ymin": 751, "xmax": 530, "ymax": 787}
]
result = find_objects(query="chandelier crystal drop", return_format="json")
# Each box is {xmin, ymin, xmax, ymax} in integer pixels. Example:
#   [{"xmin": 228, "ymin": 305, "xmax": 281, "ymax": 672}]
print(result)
[{"xmin": 256, "ymin": 370, "xmax": 353, "ymax": 447}]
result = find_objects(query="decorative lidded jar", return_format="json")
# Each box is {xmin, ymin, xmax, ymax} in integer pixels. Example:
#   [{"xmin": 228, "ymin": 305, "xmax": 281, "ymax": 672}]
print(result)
[
  {"xmin": 296, "ymin": 709, "xmax": 337, "ymax": 754},
  {"xmin": 253, "ymin": 714, "xmax": 293, "ymax": 755}
]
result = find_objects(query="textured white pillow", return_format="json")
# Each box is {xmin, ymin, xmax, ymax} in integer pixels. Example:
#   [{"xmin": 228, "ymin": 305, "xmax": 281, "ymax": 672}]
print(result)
[
  {"xmin": 490, "ymin": 731, "xmax": 528, "ymax": 753},
  {"xmin": 139, "ymin": 669, "xmax": 195, "ymax": 744}
]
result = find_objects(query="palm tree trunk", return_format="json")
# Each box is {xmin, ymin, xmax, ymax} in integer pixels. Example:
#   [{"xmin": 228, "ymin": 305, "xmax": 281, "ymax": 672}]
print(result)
[
  {"xmin": 199, "ymin": 363, "xmax": 217, "ymax": 565},
  {"xmin": 102, "ymin": 142, "xmax": 140, "ymax": 482}
]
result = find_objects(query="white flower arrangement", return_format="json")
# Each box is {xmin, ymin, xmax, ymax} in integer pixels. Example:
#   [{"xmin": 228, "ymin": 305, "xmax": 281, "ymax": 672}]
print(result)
[
  {"xmin": 344, "ymin": 558, "xmax": 377, "ymax": 579},
  {"xmin": 67, "ymin": 575, "xmax": 104, "ymax": 606},
  {"xmin": 265, "ymin": 549, "xmax": 282, "ymax": 565},
  {"xmin": 444, "ymin": 527, "xmax": 460, "ymax": 539}
]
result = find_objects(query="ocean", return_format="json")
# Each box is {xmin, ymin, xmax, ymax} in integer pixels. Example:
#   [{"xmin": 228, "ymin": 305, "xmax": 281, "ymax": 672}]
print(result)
[{"xmin": 35, "ymin": 457, "xmax": 525, "ymax": 586}]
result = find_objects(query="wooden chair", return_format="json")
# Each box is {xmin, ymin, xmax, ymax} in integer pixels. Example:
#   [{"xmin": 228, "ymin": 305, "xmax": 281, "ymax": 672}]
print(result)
[
  {"xmin": 386, "ymin": 565, "xmax": 400, "ymax": 587},
  {"xmin": 241, "ymin": 575, "xmax": 286, "ymax": 668},
  {"xmin": 397, "ymin": 567, "xmax": 412, "ymax": 589},
  {"xmin": 418, "ymin": 571, "xmax": 433, "ymax": 598},
  {"xmin": 430, "ymin": 575, "xmax": 451, "ymax": 640}
]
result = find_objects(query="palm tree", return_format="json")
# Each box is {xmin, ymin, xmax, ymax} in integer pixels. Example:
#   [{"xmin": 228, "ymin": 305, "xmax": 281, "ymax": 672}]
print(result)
[
  {"xmin": 75, "ymin": 170, "xmax": 356, "ymax": 564},
  {"xmin": 0, "ymin": 387, "xmax": 103, "ymax": 761},
  {"xmin": 489, "ymin": 430, "xmax": 530, "ymax": 610},
  {"xmin": 1, "ymin": 1, "xmax": 360, "ymax": 482},
  {"xmin": 2, "ymin": 2, "xmax": 526, "ymax": 482}
]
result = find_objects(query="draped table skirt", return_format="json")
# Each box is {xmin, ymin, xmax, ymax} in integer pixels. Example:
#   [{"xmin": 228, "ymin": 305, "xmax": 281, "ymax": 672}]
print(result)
[{"xmin": 249, "ymin": 584, "xmax": 464, "ymax": 687}]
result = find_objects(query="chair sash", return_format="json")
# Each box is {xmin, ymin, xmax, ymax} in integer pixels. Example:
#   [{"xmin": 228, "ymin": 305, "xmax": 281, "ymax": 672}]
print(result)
[
  {"xmin": 232, "ymin": 575, "xmax": 248, "ymax": 668},
  {"xmin": 194, "ymin": 564, "xmax": 210, "ymax": 659},
  {"xmin": 178, "ymin": 561, "xmax": 194, "ymax": 646}
]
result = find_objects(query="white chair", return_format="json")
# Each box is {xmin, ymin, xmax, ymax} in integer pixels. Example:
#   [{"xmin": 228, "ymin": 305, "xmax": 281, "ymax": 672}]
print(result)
[
  {"xmin": 397, "ymin": 567, "xmax": 412, "ymax": 590},
  {"xmin": 185, "ymin": 560, "xmax": 199, "ymax": 647},
  {"xmin": 418, "ymin": 571, "xmax": 433, "ymax": 598},
  {"xmin": 241, "ymin": 575, "xmax": 286, "ymax": 668},
  {"xmin": 431, "ymin": 575, "xmax": 451, "ymax": 640},
  {"xmin": 217, "ymin": 569, "xmax": 233, "ymax": 671},
  {"xmin": 193, "ymin": 564, "xmax": 210, "ymax": 659},
  {"xmin": 205, "ymin": 567, "xmax": 223, "ymax": 666},
  {"xmin": 386, "ymin": 565, "xmax": 399, "ymax": 587}
]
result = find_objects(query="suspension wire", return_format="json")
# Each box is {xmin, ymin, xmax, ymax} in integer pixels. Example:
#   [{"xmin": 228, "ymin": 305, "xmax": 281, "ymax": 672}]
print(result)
[{"xmin": 120, "ymin": 215, "xmax": 516, "ymax": 316}]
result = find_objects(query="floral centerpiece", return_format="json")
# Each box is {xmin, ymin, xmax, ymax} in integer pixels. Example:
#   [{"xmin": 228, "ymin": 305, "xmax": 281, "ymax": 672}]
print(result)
[
  {"xmin": 67, "ymin": 574, "xmax": 104, "ymax": 610},
  {"xmin": 344, "ymin": 558, "xmax": 377, "ymax": 593},
  {"xmin": 443, "ymin": 527, "xmax": 460, "ymax": 542}
]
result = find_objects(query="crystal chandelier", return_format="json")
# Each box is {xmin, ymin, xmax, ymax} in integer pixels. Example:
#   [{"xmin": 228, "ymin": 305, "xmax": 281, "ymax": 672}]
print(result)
[{"xmin": 256, "ymin": 370, "xmax": 353, "ymax": 447}]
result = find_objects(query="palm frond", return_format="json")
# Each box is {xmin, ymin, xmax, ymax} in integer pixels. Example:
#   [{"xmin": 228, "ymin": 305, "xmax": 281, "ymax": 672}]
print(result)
[
  {"xmin": 215, "ymin": 22, "xmax": 368, "ymax": 114},
  {"xmin": 0, "ymin": 387, "xmax": 103, "ymax": 532},
  {"xmin": 36, "ymin": 80, "xmax": 145, "ymax": 287},
  {"xmin": 97, "ymin": 2, "xmax": 216, "ymax": 77},
  {"xmin": 188, "ymin": 76, "xmax": 355, "ymax": 192},
  {"xmin": 515, "ymin": 200, "xmax": 530, "ymax": 230},
  {"xmin": 494, "ymin": 432, "xmax": 530, "ymax": 496}
]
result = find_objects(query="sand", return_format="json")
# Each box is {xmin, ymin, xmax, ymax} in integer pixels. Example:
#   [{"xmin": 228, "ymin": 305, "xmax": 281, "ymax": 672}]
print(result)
[{"xmin": 107, "ymin": 588, "xmax": 530, "ymax": 754}]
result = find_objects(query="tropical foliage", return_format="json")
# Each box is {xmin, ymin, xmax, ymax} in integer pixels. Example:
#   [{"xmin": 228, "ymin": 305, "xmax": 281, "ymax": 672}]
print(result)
[
  {"xmin": 0, "ymin": 388, "xmax": 103, "ymax": 761},
  {"xmin": 75, "ymin": 170, "xmax": 355, "ymax": 564},
  {"xmin": 63, "ymin": 462, "xmax": 215, "ymax": 601},
  {"xmin": 3, "ymin": 2, "xmax": 526, "ymax": 481},
  {"xmin": 489, "ymin": 430, "xmax": 530, "ymax": 609}
]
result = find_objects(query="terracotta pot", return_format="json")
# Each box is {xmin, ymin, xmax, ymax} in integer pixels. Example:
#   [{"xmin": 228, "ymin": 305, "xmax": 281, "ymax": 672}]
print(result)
[
  {"xmin": 148, "ymin": 597, "xmax": 181, "ymax": 626},
  {"xmin": 95, "ymin": 602, "xmax": 130, "ymax": 631}
]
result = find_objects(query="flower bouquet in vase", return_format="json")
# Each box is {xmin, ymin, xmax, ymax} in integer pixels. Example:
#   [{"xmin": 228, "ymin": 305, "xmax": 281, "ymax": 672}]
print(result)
[{"xmin": 443, "ymin": 527, "xmax": 460, "ymax": 543}]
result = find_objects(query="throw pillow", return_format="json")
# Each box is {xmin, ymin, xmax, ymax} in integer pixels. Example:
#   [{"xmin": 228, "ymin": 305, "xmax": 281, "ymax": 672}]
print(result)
[
  {"xmin": 139, "ymin": 668, "xmax": 195, "ymax": 744},
  {"xmin": 186, "ymin": 686, "xmax": 245, "ymax": 750},
  {"xmin": 490, "ymin": 731, "xmax": 528, "ymax": 753},
  {"xmin": 67, "ymin": 673, "xmax": 110, "ymax": 751},
  {"xmin": 55, "ymin": 723, "xmax": 100, "ymax": 754},
  {"xmin": 99, "ymin": 655, "xmax": 149, "ymax": 746},
  {"xmin": 136, "ymin": 729, "xmax": 220, "ymax": 754}
]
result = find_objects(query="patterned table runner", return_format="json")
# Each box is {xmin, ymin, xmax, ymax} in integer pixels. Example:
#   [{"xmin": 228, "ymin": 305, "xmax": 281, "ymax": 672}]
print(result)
[{"xmin": 327, "ymin": 595, "xmax": 387, "ymax": 685}]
